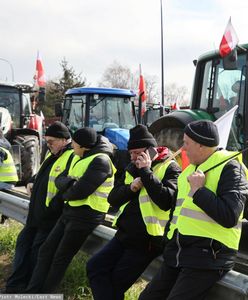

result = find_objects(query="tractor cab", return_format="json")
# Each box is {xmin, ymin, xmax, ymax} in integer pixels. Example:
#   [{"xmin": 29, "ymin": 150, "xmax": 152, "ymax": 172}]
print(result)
[
  {"xmin": 149, "ymin": 44, "xmax": 248, "ymax": 166},
  {"xmin": 58, "ymin": 87, "xmax": 136, "ymax": 150},
  {"xmin": 190, "ymin": 47, "xmax": 248, "ymax": 154}
]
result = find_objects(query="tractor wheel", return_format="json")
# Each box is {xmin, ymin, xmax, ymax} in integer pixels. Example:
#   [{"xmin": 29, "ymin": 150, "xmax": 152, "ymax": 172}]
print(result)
[
  {"xmin": 12, "ymin": 135, "xmax": 40, "ymax": 184},
  {"xmin": 149, "ymin": 113, "xmax": 191, "ymax": 151},
  {"xmin": 152, "ymin": 127, "xmax": 184, "ymax": 152}
]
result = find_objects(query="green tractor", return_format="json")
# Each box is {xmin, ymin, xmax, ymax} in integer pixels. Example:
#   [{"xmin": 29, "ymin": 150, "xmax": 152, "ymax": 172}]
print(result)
[
  {"xmin": 149, "ymin": 45, "xmax": 248, "ymax": 164},
  {"xmin": 149, "ymin": 45, "xmax": 248, "ymax": 265}
]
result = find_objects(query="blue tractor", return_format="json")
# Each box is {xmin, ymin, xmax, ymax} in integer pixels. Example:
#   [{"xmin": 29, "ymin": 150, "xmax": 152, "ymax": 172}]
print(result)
[{"xmin": 55, "ymin": 87, "xmax": 137, "ymax": 171}]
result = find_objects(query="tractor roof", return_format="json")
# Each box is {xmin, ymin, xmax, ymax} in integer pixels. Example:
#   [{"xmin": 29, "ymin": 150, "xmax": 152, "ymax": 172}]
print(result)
[{"xmin": 65, "ymin": 87, "xmax": 136, "ymax": 97}]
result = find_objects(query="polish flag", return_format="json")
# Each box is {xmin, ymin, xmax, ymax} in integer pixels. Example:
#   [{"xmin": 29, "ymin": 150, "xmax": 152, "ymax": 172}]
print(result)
[
  {"xmin": 34, "ymin": 51, "xmax": 46, "ymax": 87},
  {"xmin": 219, "ymin": 17, "xmax": 239, "ymax": 58},
  {"xmin": 139, "ymin": 65, "xmax": 147, "ymax": 116},
  {"xmin": 171, "ymin": 101, "xmax": 180, "ymax": 110}
]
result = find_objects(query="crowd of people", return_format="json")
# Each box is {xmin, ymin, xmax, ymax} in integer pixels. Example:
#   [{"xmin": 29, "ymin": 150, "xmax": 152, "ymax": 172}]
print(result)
[{"xmin": 1, "ymin": 120, "xmax": 248, "ymax": 299}]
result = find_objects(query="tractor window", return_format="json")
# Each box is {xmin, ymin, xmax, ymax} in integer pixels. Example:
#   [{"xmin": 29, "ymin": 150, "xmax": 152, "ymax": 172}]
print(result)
[
  {"xmin": 0, "ymin": 88, "xmax": 21, "ymax": 128},
  {"xmin": 63, "ymin": 96, "xmax": 86, "ymax": 132},
  {"xmin": 89, "ymin": 96, "xmax": 135, "ymax": 131},
  {"xmin": 199, "ymin": 54, "xmax": 246, "ymax": 151},
  {"xmin": 22, "ymin": 93, "xmax": 32, "ymax": 115}
]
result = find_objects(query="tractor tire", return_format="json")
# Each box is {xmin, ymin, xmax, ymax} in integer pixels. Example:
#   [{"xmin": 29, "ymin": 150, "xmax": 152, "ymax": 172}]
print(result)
[
  {"xmin": 12, "ymin": 135, "xmax": 40, "ymax": 184},
  {"xmin": 149, "ymin": 111, "xmax": 197, "ymax": 151}
]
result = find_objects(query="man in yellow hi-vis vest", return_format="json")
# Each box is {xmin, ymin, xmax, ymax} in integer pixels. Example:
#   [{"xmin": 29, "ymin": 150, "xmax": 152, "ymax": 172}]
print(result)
[
  {"xmin": 25, "ymin": 127, "xmax": 115, "ymax": 293},
  {"xmin": 87, "ymin": 124, "xmax": 181, "ymax": 300},
  {"xmin": 0, "ymin": 145, "xmax": 18, "ymax": 224},
  {"xmin": 5, "ymin": 121, "xmax": 73, "ymax": 293},
  {"xmin": 139, "ymin": 120, "xmax": 248, "ymax": 300}
]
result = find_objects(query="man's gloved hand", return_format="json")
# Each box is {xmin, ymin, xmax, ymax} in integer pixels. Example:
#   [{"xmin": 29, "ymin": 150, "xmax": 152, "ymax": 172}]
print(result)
[
  {"xmin": 48, "ymin": 192, "xmax": 64, "ymax": 214},
  {"xmin": 55, "ymin": 176, "xmax": 76, "ymax": 192},
  {"xmin": 0, "ymin": 148, "xmax": 7, "ymax": 165}
]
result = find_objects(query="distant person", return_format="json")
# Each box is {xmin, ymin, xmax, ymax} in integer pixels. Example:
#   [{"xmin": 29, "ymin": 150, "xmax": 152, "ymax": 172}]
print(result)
[
  {"xmin": 5, "ymin": 121, "xmax": 73, "ymax": 293},
  {"xmin": 139, "ymin": 120, "xmax": 248, "ymax": 300},
  {"xmin": 0, "ymin": 131, "xmax": 18, "ymax": 224},
  {"xmin": 87, "ymin": 124, "xmax": 181, "ymax": 300},
  {"xmin": 25, "ymin": 127, "xmax": 115, "ymax": 293},
  {"xmin": 0, "ymin": 128, "xmax": 12, "ymax": 151},
  {"xmin": 0, "ymin": 134, "xmax": 18, "ymax": 191}
]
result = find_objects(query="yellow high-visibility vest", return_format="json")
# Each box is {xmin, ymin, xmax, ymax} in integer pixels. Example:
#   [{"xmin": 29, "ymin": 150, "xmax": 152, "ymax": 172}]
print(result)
[
  {"xmin": 167, "ymin": 150, "xmax": 245, "ymax": 250},
  {"xmin": 113, "ymin": 161, "xmax": 173, "ymax": 236},
  {"xmin": 0, "ymin": 147, "xmax": 18, "ymax": 182},
  {"xmin": 67, "ymin": 153, "xmax": 116, "ymax": 213},
  {"xmin": 45, "ymin": 149, "xmax": 74, "ymax": 207}
]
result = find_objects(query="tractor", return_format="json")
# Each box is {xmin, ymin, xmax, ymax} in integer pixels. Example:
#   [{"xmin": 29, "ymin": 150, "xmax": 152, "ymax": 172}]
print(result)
[
  {"xmin": 149, "ymin": 44, "xmax": 248, "ymax": 165},
  {"xmin": 0, "ymin": 82, "xmax": 44, "ymax": 183},
  {"xmin": 55, "ymin": 87, "xmax": 137, "ymax": 172},
  {"xmin": 148, "ymin": 45, "xmax": 248, "ymax": 265}
]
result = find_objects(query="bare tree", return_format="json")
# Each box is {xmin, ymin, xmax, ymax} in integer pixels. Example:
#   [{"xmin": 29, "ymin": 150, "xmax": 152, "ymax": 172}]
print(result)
[
  {"xmin": 100, "ymin": 61, "xmax": 161, "ymax": 105},
  {"xmin": 99, "ymin": 61, "xmax": 190, "ymax": 106},
  {"xmin": 99, "ymin": 61, "xmax": 133, "ymax": 89},
  {"xmin": 145, "ymin": 75, "xmax": 160, "ymax": 104},
  {"xmin": 164, "ymin": 83, "xmax": 189, "ymax": 106}
]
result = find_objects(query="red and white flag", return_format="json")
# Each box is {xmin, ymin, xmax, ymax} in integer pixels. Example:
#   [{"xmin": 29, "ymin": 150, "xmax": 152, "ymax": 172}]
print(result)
[
  {"xmin": 214, "ymin": 105, "xmax": 238, "ymax": 149},
  {"xmin": 219, "ymin": 17, "xmax": 239, "ymax": 57},
  {"xmin": 139, "ymin": 65, "xmax": 147, "ymax": 116},
  {"xmin": 34, "ymin": 51, "xmax": 46, "ymax": 87},
  {"xmin": 171, "ymin": 101, "xmax": 179, "ymax": 110}
]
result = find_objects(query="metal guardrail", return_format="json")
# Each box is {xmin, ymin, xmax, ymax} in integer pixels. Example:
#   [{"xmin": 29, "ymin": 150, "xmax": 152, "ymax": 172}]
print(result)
[{"xmin": 0, "ymin": 190, "xmax": 248, "ymax": 299}]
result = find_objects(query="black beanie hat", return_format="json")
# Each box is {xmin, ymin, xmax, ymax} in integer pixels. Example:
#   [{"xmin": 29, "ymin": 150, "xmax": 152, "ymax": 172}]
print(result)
[
  {"xmin": 73, "ymin": 127, "xmax": 97, "ymax": 148},
  {"xmin": 127, "ymin": 124, "xmax": 157, "ymax": 150},
  {"xmin": 184, "ymin": 120, "xmax": 219, "ymax": 147},
  {"xmin": 45, "ymin": 121, "xmax": 71, "ymax": 139}
]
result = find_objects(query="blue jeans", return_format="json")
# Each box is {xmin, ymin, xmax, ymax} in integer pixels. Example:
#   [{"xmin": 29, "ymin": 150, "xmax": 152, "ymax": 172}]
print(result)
[
  {"xmin": 6, "ymin": 226, "xmax": 51, "ymax": 293},
  {"xmin": 87, "ymin": 236, "xmax": 161, "ymax": 300}
]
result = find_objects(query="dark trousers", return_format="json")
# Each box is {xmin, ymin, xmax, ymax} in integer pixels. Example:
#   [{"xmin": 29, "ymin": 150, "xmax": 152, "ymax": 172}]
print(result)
[
  {"xmin": 25, "ymin": 216, "xmax": 94, "ymax": 293},
  {"xmin": 87, "ymin": 236, "xmax": 161, "ymax": 300},
  {"xmin": 138, "ymin": 262, "xmax": 227, "ymax": 300},
  {"xmin": 6, "ymin": 226, "xmax": 51, "ymax": 293}
]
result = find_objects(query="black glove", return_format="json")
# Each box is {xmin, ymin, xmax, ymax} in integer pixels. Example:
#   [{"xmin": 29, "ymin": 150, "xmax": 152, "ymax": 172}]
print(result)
[
  {"xmin": 0, "ymin": 148, "xmax": 7, "ymax": 164},
  {"xmin": 48, "ymin": 192, "xmax": 64, "ymax": 215},
  {"xmin": 55, "ymin": 176, "xmax": 76, "ymax": 193}
]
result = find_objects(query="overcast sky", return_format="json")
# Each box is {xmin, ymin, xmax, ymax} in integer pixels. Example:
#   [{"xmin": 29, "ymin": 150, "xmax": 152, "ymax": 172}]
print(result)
[{"xmin": 0, "ymin": 0, "xmax": 247, "ymax": 100}]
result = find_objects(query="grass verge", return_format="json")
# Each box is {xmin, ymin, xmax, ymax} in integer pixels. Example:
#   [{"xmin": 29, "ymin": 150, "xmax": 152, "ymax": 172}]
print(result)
[{"xmin": 0, "ymin": 220, "xmax": 146, "ymax": 299}]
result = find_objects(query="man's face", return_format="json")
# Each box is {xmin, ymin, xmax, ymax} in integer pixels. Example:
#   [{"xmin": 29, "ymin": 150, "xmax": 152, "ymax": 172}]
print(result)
[
  {"xmin": 45, "ymin": 136, "xmax": 67, "ymax": 154},
  {"xmin": 182, "ymin": 134, "xmax": 202, "ymax": 165},
  {"xmin": 72, "ymin": 140, "xmax": 87, "ymax": 157},
  {"xmin": 129, "ymin": 147, "xmax": 146, "ymax": 164}
]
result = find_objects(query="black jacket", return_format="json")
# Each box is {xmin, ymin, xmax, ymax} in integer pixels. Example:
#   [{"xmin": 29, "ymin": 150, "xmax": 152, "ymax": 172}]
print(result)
[
  {"xmin": 26, "ymin": 143, "xmax": 72, "ymax": 230},
  {"xmin": 55, "ymin": 135, "xmax": 114, "ymax": 228},
  {"xmin": 164, "ymin": 158, "xmax": 248, "ymax": 271},
  {"xmin": 108, "ymin": 156, "xmax": 181, "ymax": 250}
]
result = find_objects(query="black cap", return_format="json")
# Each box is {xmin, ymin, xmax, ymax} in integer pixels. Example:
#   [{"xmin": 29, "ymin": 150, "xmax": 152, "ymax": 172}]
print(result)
[
  {"xmin": 73, "ymin": 127, "xmax": 97, "ymax": 148},
  {"xmin": 184, "ymin": 120, "xmax": 219, "ymax": 147},
  {"xmin": 127, "ymin": 124, "xmax": 157, "ymax": 150},
  {"xmin": 45, "ymin": 121, "xmax": 71, "ymax": 139}
]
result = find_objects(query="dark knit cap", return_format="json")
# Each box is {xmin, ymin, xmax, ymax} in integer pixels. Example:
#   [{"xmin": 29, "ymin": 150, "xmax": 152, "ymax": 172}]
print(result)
[
  {"xmin": 73, "ymin": 127, "xmax": 97, "ymax": 148},
  {"xmin": 45, "ymin": 121, "xmax": 71, "ymax": 139},
  {"xmin": 127, "ymin": 124, "xmax": 157, "ymax": 150},
  {"xmin": 184, "ymin": 120, "xmax": 219, "ymax": 147}
]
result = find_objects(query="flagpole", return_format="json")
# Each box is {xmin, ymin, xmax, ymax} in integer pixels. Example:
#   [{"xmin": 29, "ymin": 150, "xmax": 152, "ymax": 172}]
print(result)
[
  {"xmin": 160, "ymin": 0, "xmax": 165, "ymax": 107},
  {"xmin": 138, "ymin": 64, "xmax": 142, "ymax": 124}
]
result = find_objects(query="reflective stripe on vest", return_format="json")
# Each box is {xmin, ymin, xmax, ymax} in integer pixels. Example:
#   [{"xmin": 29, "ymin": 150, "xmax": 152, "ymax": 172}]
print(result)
[
  {"xmin": 167, "ymin": 150, "xmax": 245, "ymax": 250},
  {"xmin": 45, "ymin": 149, "xmax": 74, "ymax": 207},
  {"xmin": 113, "ymin": 161, "xmax": 172, "ymax": 236},
  {"xmin": 67, "ymin": 153, "xmax": 116, "ymax": 213},
  {"xmin": 0, "ymin": 147, "xmax": 18, "ymax": 182}
]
